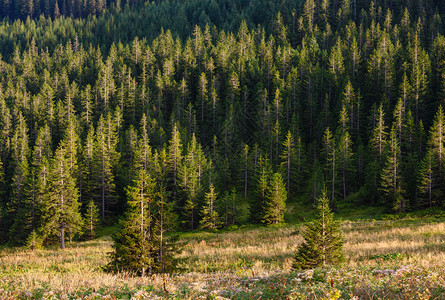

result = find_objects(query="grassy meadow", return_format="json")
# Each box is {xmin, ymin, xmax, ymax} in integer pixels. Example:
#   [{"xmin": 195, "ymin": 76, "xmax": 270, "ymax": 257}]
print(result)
[{"xmin": 1, "ymin": 216, "xmax": 445, "ymax": 299}]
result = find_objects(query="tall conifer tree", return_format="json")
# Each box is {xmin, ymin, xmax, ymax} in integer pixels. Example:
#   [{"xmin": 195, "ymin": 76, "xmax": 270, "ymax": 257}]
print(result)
[
  {"xmin": 107, "ymin": 169, "xmax": 159, "ymax": 276},
  {"xmin": 40, "ymin": 146, "xmax": 83, "ymax": 249},
  {"xmin": 380, "ymin": 128, "xmax": 405, "ymax": 212}
]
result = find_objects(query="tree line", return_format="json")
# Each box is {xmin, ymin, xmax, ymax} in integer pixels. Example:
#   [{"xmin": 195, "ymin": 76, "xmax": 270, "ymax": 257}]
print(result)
[
  {"xmin": 0, "ymin": 0, "xmax": 109, "ymax": 20},
  {"xmin": 1, "ymin": 0, "xmax": 443, "ymax": 61},
  {"xmin": 0, "ymin": 0, "xmax": 445, "ymax": 254},
  {"xmin": 0, "ymin": 0, "xmax": 302, "ymax": 60}
]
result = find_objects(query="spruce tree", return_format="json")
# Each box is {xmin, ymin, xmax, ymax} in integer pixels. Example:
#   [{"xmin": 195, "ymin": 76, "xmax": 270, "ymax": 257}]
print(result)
[
  {"xmin": 370, "ymin": 104, "xmax": 388, "ymax": 162},
  {"xmin": 0, "ymin": 160, "xmax": 5, "ymax": 243},
  {"xmin": 243, "ymin": 144, "xmax": 250, "ymax": 201},
  {"xmin": 262, "ymin": 172, "xmax": 287, "ymax": 224},
  {"xmin": 409, "ymin": 33, "xmax": 430, "ymax": 124},
  {"xmin": 0, "ymin": 159, "xmax": 3, "ymax": 198},
  {"xmin": 200, "ymin": 183, "xmax": 219, "ymax": 230},
  {"xmin": 337, "ymin": 107, "xmax": 354, "ymax": 200},
  {"xmin": 80, "ymin": 125, "xmax": 95, "ymax": 206},
  {"xmin": 84, "ymin": 199, "xmax": 100, "ymax": 239},
  {"xmin": 167, "ymin": 124, "xmax": 183, "ymax": 196},
  {"xmin": 308, "ymin": 159, "xmax": 324, "ymax": 202},
  {"xmin": 366, "ymin": 104, "xmax": 388, "ymax": 204},
  {"xmin": 280, "ymin": 131, "xmax": 296, "ymax": 196},
  {"xmin": 107, "ymin": 169, "xmax": 156, "ymax": 276},
  {"xmin": 426, "ymin": 105, "xmax": 445, "ymax": 205},
  {"xmin": 323, "ymin": 127, "xmax": 337, "ymax": 202},
  {"xmin": 250, "ymin": 155, "xmax": 271, "ymax": 223},
  {"xmin": 155, "ymin": 185, "xmax": 178, "ymax": 273},
  {"xmin": 179, "ymin": 134, "xmax": 207, "ymax": 230},
  {"xmin": 380, "ymin": 127, "xmax": 405, "ymax": 212},
  {"xmin": 40, "ymin": 146, "xmax": 83, "ymax": 249},
  {"xmin": 26, "ymin": 230, "xmax": 42, "ymax": 250},
  {"xmin": 107, "ymin": 169, "xmax": 177, "ymax": 276},
  {"xmin": 293, "ymin": 189, "xmax": 344, "ymax": 270},
  {"xmin": 329, "ymin": 38, "xmax": 344, "ymax": 82},
  {"xmin": 133, "ymin": 115, "xmax": 153, "ymax": 177},
  {"xmin": 8, "ymin": 158, "xmax": 32, "ymax": 245},
  {"xmin": 93, "ymin": 114, "xmax": 119, "ymax": 220}
]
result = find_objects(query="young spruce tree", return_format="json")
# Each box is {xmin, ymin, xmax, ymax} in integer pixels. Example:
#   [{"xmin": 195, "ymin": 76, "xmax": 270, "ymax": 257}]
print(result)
[
  {"xmin": 262, "ymin": 172, "xmax": 287, "ymax": 224},
  {"xmin": 84, "ymin": 199, "xmax": 100, "ymax": 239},
  {"xmin": 293, "ymin": 188, "xmax": 344, "ymax": 269},
  {"xmin": 200, "ymin": 183, "xmax": 219, "ymax": 230}
]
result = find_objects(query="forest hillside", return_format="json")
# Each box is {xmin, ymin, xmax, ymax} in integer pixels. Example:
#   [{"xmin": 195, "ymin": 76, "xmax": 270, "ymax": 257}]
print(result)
[
  {"xmin": 0, "ymin": 0, "xmax": 445, "ymax": 254},
  {"xmin": 1, "ymin": 0, "xmax": 445, "ymax": 298}
]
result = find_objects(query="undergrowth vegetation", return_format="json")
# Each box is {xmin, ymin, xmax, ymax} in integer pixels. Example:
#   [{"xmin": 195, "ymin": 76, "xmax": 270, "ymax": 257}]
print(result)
[{"xmin": 1, "ymin": 217, "xmax": 445, "ymax": 299}]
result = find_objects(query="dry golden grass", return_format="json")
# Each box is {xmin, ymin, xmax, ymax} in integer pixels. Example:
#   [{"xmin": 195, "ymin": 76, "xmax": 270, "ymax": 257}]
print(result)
[
  {"xmin": 343, "ymin": 220, "xmax": 445, "ymax": 267},
  {"xmin": 1, "ymin": 218, "xmax": 445, "ymax": 298},
  {"xmin": 177, "ymin": 226, "xmax": 302, "ymax": 273}
]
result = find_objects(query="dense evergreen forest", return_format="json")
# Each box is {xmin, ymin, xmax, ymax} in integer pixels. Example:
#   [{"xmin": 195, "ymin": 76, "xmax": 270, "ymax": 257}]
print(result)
[
  {"xmin": 1, "ymin": 0, "xmax": 445, "ymax": 248},
  {"xmin": 0, "ymin": 0, "xmax": 302, "ymax": 60}
]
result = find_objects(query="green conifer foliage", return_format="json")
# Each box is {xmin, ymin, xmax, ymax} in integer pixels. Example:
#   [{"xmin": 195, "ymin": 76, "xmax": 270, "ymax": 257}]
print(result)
[
  {"xmin": 40, "ymin": 146, "xmax": 83, "ymax": 249},
  {"xmin": 280, "ymin": 131, "xmax": 296, "ymax": 196},
  {"xmin": 179, "ymin": 134, "xmax": 207, "ymax": 230},
  {"xmin": 8, "ymin": 158, "xmax": 31, "ymax": 245},
  {"xmin": 155, "ymin": 185, "xmax": 178, "ymax": 274},
  {"xmin": 84, "ymin": 199, "xmax": 100, "ymax": 239},
  {"xmin": 262, "ymin": 172, "xmax": 287, "ymax": 224},
  {"xmin": 107, "ymin": 169, "xmax": 156, "ymax": 276},
  {"xmin": 0, "ymin": 159, "xmax": 3, "ymax": 196},
  {"xmin": 293, "ymin": 189, "xmax": 344, "ymax": 270},
  {"xmin": 108, "ymin": 170, "xmax": 155, "ymax": 276},
  {"xmin": 418, "ymin": 106, "xmax": 445, "ymax": 207},
  {"xmin": 168, "ymin": 124, "xmax": 183, "ymax": 195},
  {"xmin": 380, "ymin": 127, "xmax": 405, "ymax": 212},
  {"xmin": 0, "ymin": 159, "xmax": 5, "ymax": 243},
  {"xmin": 26, "ymin": 230, "xmax": 42, "ymax": 250},
  {"xmin": 323, "ymin": 127, "xmax": 336, "ymax": 202},
  {"xmin": 418, "ymin": 149, "xmax": 436, "ymax": 208},
  {"xmin": 93, "ymin": 114, "xmax": 119, "ymax": 220},
  {"xmin": 250, "ymin": 155, "xmax": 270, "ymax": 223},
  {"xmin": 200, "ymin": 183, "xmax": 219, "ymax": 230},
  {"xmin": 107, "ymin": 169, "xmax": 177, "ymax": 276},
  {"xmin": 2, "ymin": 1, "xmax": 445, "ymax": 247}
]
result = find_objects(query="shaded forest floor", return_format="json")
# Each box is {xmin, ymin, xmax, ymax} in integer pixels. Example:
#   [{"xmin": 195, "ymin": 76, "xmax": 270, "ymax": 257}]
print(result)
[{"xmin": 1, "ymin": 214, "xmax": 445, "ymax": 299}]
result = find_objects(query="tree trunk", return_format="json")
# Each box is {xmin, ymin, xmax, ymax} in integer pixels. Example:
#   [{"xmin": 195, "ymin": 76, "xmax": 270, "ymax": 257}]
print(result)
[
  {"xmin": 60, "ymin": 226, "xmax": 65, "ymax": 249},
  {"xmin": 244, "ymin": 157, "xmax": 248, "ymax": 201},
  {"xmin": 102, "ymin": 153, "xmax": 105, "ymax": 220},
  {"xmin": 232, "ymin": 192, "xmax": 236, "ymax": 225},
  {"xmin": 159, "ymin": 192, "xmax": 164, "ymax": 272},
  {"xmin": 332, "ymin": 149, "xmax": 335, "ymax": 201},
  {"xmin": 343, "ymin": 163, "xmax": 346, "ymax": 201}
]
